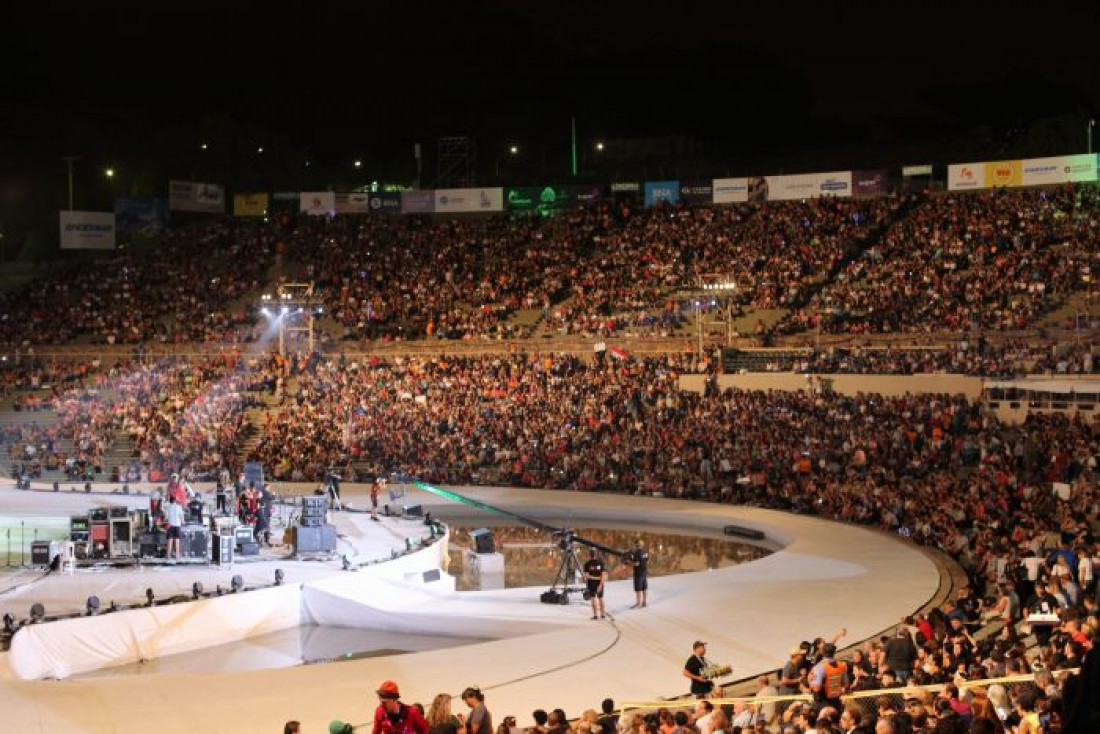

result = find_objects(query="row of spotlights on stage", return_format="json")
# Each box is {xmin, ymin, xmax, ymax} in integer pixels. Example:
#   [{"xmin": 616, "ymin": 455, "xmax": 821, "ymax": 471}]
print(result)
[
  {"xmin": 701, "ymin": 282, "xmax": 737, "ymax": 291},
  {"xmin": 1, "ymin": 570, "xmax": 285, "ymax": 635}
]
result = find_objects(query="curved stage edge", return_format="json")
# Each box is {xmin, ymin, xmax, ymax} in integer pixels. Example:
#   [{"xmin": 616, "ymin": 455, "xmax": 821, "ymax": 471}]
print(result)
[{"xmin": 0, "ymin": 485, "xmax": 941, "ymax": 734}]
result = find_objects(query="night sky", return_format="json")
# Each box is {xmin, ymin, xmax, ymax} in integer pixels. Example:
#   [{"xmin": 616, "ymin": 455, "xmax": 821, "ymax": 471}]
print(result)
[{"xmin": 1, "ymin": 1, "xmax": 1097, "ymax": 203}]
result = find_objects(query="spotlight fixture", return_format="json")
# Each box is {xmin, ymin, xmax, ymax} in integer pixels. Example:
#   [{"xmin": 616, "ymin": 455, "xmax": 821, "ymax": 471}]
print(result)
[
  {"xmin": 192, "ymin": 582, "xmax": 204, "ymax": 600},
  {"xmin": 3, "ymin": 613, "xmax": 16, "ymax": 633},
  {"xmin": 231, "ymin": 575, "xmax": 244, "ymax": 593},
  {"xmin": 29, "ymin": 603, "xmax": 45, "ymax": 622},
  {"xmin": 85, "ymin": 596, "xmax": 100, "ymax": 616},
  {"xmin": 145, "ymin": 588, "xmax": 155, "ymax": 606},
  {"xmin": 84, "ymin": 482, "xmax": 92, "ymax": 493},
  {"xmin": 274, "ymin": 569, "xmax": 285, "ymax": 586}
]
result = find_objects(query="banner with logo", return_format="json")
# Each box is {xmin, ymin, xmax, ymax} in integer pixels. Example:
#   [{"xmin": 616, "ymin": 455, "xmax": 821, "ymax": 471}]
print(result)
[
  {"xmin": 300, "ymin": 192, "xmax": 336, "ymax": 216},
  {"xmin": 169, "ymin": 180, "xmax": 225, "ymax": 213},
  {"xmin": 233, "ymin": 193, "xmax": 269, "ymax": 217},
  {"xmin": 60, "ymin": 211, "xmax": 116, "ymax": 250},
  {"xmin": 712, "ymin": 178, "xmax": 749, "ymax": 204},
  {"xmin": 679, "ymin": 180, "xmax": 713, "ymax": 205},
  {"xmin": 852, "ymin": 170, "xmax": 889, "ymax": 197},
  {"xmin": 434, "ymin": 188, "xmax": 504, "ymax": 213},
  {"xmin": 368, "ymin": 192, "xmax": 402, "ymax": 214},
  {"xmin": 610, "ymin": 182, "xmax": 640, "ymax": 194},
  {"xmin": 114, "ymin": 197, "xmax": 169, "ymax": 235},
  {"xmin": 1021, "ymin": 154, "xmax": 1098, "ymax": 186},
  {"xmin": 985, "ymin": 160, "xmax": 1022, "ymax": 188},
  {"xmin": 506, "ymin": 185, "xmax": 604, "ymax": 213},
  {"xmin": 335, "ymin": 192, "xmax": 371, "ymax": 214},
  {"xmin": 644, "ymin": 181, "xmax": 680, "ymax": 207},
  {"xmin": 764, "ymin": 171, "xmax": 852, "ymax": 201},
  {"xmin": 947, "ymin": 164, "xmax": 985, "ymax": 191},
  {"xmin": 902, "ymin": 164, "xmax": 933, "ymax": 177},
  {"xmin": 400, "ymin": 190, "xmax": 435, "ymax": 214}
]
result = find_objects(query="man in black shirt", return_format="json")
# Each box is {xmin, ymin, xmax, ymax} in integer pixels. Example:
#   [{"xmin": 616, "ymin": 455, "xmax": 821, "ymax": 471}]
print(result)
[
  {"xmin": 683, "ymin": 640, "xmax": 715, "ymax": 698},
  {"xmin": 583, "ymin": 549, "xmax": 607, "ymax": 620},
  {"xmin": 626, "ymin": 539, "xmax": 649, "ymax": 609}
]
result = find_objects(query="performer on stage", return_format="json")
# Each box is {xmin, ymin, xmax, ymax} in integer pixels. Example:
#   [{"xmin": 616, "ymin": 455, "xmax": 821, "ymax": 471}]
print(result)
[
  {"xmin": 625, "ymin": 539, "xmax": 649, "ymax": 608},
  {"xmin": 583, "ymin": 548, "xmax": 607, "ymax": 620},
  {"xmin": 684, "ymin": 641, "xmax": 715, "ymax": 698}
]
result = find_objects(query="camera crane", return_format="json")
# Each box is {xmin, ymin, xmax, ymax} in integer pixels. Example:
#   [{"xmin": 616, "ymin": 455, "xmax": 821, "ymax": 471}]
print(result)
[{"xmin": 394, "ymin": 474, "xmax": 625, "ymax": 604}]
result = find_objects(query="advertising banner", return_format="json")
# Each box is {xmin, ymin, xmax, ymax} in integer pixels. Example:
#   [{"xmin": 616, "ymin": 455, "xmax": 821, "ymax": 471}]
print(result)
[
  {"xmin": 852, "ymin": 169, "xmax": 889, "ymax": 197},
  {"xmin": 644, "ymin": 181, "xmax": 680, "ymax": 207},
  {"xmin": 60, "ymin": 211, "xmax": 116, "ymax": 250},
  {"xmin": 114, "ymin": 197, "xmax": 168, "ymax": 235},
  {"xmin": 169, "ymin": 180, "xmax": 225, "ymax": 213},
  {"xmin": 368, "ymin": 192, "xmax": 402, "ymax": 214},
  {"xmin": 985, "ymin": 160, "xmax": 1022, "ymax": 188},
  {"xmin": 233, "ymin": 193, "xmax": 269, "ymax": 217},
  {"xmin": 947, "ymin": 164, "xmax": 986, "ymax": 191},
  {"xmin": 506, "ymin": 185, "xmax": 604, "ymax": 213},
  {"xmin": 434, "ymin": 188, "xmax": 504, "ymax": 213},
  {"xmin": 679, "ymin": 180, "xmax": 713, "ymax": 205},
  {"xmin": 300, "ymin": 192, "xmax": 336, "ymax": 216},
  {"xmin": 764, "ymin": 171, "xmax": 852, "ymax": 201},
  {"xmin": 335, "ymin": 192, "xmax": 371, "ymax": 214},
  {"xmin": 400, "ymin": 190, "xmax": 435, "ymax": 214},
  {"xmin": 610, "ymin": 182, "xmax": 640, "ymax": 193},
  {"xmin": 1021, "ymin": 154, "xmax": 1098, "ymax": 186},
  {"xmin": 902, "ymin": 164, "xmax": 933, "ymax": 177},
  {"xmin": 712, "ymin": 178, "xmax": 749, "ymax": 204}
]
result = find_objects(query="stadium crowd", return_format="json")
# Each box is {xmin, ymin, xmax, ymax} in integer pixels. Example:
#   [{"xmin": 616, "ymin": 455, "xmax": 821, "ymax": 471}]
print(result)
[
  {"xmin": 0, "ymin": 186, "xmax": 1094, "ymax": 350},
  {"xmin": 787, "ymin": 188, "xmax": 1100, "ymax": 336}
]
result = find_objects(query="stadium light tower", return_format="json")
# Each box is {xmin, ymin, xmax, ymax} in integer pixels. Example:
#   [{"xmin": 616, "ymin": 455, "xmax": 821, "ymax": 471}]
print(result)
[{"xmin": 259, "ymin": 283, "xmax": 325, "ymax": 355}]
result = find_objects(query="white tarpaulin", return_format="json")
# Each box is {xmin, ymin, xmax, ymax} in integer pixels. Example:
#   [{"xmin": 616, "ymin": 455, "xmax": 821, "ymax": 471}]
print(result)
[
  {"xmin": 9, "ymin": 585, "xmax": 302, "ymax": 679},
  {"xmin": 59, "ymin": 211, "xmax": 116, "ymax": 250}
]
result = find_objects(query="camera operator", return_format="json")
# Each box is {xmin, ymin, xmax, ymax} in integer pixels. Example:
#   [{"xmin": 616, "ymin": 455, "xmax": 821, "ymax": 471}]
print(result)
[{"xmin": 583, "ymin": 548, "xmax": 607, "ymax": 620}]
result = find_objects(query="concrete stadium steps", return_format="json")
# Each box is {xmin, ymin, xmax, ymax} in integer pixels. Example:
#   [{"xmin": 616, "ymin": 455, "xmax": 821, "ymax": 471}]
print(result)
[{"xmin": 1041, "ymin": 291, "xmax": 1099, "ymax": 328}]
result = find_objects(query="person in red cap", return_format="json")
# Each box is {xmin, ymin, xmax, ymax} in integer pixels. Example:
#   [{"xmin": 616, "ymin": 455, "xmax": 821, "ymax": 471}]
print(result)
[{"xmin": 372, "ymin": 680, "xmax": 428, "ymax": 734}]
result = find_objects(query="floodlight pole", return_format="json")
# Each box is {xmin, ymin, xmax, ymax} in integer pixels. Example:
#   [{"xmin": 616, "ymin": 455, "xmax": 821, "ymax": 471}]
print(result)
[{"xmin": 62, "ymin": 156, "xmax": 79, "ymax": 210}]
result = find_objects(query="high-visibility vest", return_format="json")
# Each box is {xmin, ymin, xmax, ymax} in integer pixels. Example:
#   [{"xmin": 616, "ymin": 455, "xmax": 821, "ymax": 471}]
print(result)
[{"xmin": 823, "ymin": 661, "xmax": 847, "ymax": 699}]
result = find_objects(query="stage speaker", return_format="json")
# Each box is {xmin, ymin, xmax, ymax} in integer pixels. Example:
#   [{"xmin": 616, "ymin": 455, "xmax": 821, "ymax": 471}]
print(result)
[
  {"xmin": 423, "ymin": 569, "xmax": 441, "ymax": 583},
  {"xmin": 470, "ymin": 527, "xmax": 495, "ymax": 554},
  {"xmin": 723, "ymin": 524, "xmax": 765, "ymax": 541},
  {"xmin": 295, "ymin": 524, "xmax": 337, "ymax": 554},
  {"xmin": 181, "ymin": 525, "xmax": 209, "ymax": 559},
  {"xmin": 31, "ymin": 541, "xmax": 53, "ymax": 566},
  {"xmin": 402, "ymin": 504, "xmax": 423, "ymax": 518},
  {"xmin": 213, "ymin": 535, "xmax": 234, "ymax": 565}
]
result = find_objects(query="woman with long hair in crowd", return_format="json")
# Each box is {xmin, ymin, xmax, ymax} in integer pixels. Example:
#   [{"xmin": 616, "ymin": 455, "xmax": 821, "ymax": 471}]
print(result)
[{"xmin": 427, "ymin": 693, "xmax": 465, "ymax": 734}]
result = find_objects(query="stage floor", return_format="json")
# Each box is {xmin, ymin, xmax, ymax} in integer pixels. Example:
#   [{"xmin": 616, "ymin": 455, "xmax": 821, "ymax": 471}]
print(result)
[{"xmin": 0, "ymin": 481, "xmax": 941, "ymax": 734}]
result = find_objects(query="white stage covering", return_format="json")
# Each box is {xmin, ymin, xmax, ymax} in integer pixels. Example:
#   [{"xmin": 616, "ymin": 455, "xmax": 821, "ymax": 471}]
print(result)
[{"xmin": 0, "ymin": 485, "xmax": 941, "ymax": 734}]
